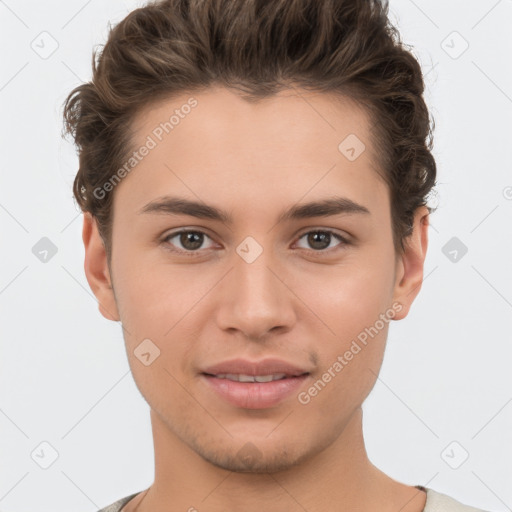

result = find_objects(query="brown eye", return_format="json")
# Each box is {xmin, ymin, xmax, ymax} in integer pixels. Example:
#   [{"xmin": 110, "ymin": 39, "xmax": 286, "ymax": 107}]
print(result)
[
  {"xmin": 161, "ymin": 228, "xmax": 349, "ymax": 258},
  {"xmin": 295, "ymin": 230, "xmax": 349, "ymax": 253},
  {"xmin": 162, "ymin": 230, "xmax": 215, "ymax": 254}
]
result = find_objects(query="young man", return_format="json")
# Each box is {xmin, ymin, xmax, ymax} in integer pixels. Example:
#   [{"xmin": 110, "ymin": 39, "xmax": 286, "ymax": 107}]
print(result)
[{"xmin": 63, "ymin": 1, "xmax": 490, "ymax": 511}]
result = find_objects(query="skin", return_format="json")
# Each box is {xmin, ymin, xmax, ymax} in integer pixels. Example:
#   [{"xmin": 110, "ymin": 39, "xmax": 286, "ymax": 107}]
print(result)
[{"xmin": 82, "ymin": 86, "xmax": 430, "ymax": 512}]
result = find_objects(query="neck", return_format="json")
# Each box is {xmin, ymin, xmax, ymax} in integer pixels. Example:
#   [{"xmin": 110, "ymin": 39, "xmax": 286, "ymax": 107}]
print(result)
[{"xmin": 133, "ymin": 407, "xmax": 426, "ymax": 512}]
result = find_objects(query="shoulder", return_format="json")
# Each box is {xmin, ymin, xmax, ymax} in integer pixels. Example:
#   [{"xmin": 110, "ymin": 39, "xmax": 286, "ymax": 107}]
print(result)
[
  {"xmin": 96, "ymin": 491, "xmax": 142, "ymax": 512},
  {"xmin": 422, "ymin": 486, "xmax": 492, "ymax": 512},
  {"xmin": 95, "ymin": 486, "xmax": 493, "ymax": 512}
]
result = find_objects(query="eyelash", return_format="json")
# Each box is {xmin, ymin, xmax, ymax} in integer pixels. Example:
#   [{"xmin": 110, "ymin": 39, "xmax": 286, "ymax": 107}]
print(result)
[{"xmin": 161, "ymin": 228, "xmax": 351, "ymax": 257}]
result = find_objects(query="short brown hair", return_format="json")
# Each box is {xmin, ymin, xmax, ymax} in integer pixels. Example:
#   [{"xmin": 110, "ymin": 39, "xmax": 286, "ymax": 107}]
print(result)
[{"xmin": 62, "ymin": 0, "xmax": 437, "ymax": 263}]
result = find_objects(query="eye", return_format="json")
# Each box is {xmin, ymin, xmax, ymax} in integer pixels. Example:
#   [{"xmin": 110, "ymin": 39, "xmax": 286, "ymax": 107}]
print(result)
[
  {"xmin": 294, "ymin": 229, "xmax": 350, "ymax": 254},
  {"xmin": 161, "ymin": 228, "xmax": 350, "ymax": 256},
  {"xmin": 162, "ymin": 229, "xmax": 216, "ymax": 255}
]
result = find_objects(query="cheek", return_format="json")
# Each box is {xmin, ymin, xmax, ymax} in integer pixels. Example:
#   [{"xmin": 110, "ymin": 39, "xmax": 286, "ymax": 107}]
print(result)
[
  {"xmin": 113, "ymin": 249, "xmax": 207, "ymax": 335},
  {"xmin": 296, "ymin": 254, "xmax": 393, "ymax": 407},
  {"xmin": 112, "ymin": 255, "xmax": 210, "ymax": 387},
  {"xmin": 300, "ymin": 319, "xmax": 389, "ymax": 418},
  {"xmin": 306, "ymin": 255, "xmax": 395, "ymax": 336}
]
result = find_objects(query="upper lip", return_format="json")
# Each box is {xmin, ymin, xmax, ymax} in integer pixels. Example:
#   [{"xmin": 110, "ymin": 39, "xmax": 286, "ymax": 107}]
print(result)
[{"xmin": 201, "ymin": 358, "xmax": 311, "ymax": 377}]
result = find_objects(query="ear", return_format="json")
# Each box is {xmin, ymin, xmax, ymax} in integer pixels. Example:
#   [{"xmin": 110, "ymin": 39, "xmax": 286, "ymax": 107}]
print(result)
[
  {"xmin": 391, "ymin": 206, "xmax": 430, "ymax": 321},
  {"xmin": 82, "ymin": 212, "xmax": 120, "ymax": 322}
]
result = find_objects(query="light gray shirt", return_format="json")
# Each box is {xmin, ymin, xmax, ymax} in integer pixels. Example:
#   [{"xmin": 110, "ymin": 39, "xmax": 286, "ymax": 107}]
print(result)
[{"xmin": 96, "ymin": 485, "xmax": 491, "ymax": 512}]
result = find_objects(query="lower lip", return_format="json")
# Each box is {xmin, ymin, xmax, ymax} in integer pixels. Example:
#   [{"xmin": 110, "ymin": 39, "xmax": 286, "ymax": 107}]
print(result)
[{"xmin": 201, "ymin": 374, "xmax": 309, "ymax": 409}]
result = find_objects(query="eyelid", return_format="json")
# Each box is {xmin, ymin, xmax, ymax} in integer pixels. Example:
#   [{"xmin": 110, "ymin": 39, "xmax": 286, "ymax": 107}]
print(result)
[{"xmin": 294, "ymin": 226, "xmax": 351, "ymax": 243}]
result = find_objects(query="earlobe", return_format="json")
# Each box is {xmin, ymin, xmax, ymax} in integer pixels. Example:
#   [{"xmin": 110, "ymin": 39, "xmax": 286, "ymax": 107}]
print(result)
[
  {"xmin": 82, "ymin": 212, "xmax": 120, "ymax": 322},
  {"xmin": 391, "ymin": 206, "xmax": 430, "ymax": 321}
]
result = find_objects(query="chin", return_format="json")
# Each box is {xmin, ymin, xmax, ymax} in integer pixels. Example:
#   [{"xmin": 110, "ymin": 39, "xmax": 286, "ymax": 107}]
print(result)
[{"xmin": 200, "ymin": 444, "xmax": 308, "ymax": 474}]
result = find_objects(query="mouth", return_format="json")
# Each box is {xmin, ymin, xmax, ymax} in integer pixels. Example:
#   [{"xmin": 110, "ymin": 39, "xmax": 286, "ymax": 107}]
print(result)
[
  {"xmin": 200, "ymin": 370, "xmax": 311, "ymax": 409},
  {"xmin": 199, "ymin": 358, "xmax": 312, "ymax": 409},
  {"xmin": 201, "ymin": 372, "xmax": 309, "ymax": 383},
  {"xmin": 200, "ymin": 357, "xmax": 311, "ymax": 378}
]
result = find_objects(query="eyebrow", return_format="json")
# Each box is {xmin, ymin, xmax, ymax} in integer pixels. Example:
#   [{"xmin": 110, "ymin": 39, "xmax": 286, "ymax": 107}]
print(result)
[{"xmin": 138, "ymin": 195, "xmax": 371, "ymax": 224}]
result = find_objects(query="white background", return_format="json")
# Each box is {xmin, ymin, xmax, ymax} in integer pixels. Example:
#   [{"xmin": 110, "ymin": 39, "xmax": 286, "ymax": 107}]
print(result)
[{"xmin": 0, "ymin": 1, "xmax": 511, "ymax": 511}]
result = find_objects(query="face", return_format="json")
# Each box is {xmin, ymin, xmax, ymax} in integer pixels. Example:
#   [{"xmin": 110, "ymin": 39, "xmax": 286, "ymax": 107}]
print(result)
[{"xmin": 83, "ymin": 86, "xmax": 428, "ymax": 473}]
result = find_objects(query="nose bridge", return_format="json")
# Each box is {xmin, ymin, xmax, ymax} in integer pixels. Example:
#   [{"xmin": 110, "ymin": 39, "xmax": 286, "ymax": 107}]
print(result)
[
  {"xmin": 236, "ymin": 246, "xmax": 277, "ymax": 300},
  {"xmin": 216, "ymin": 237, "xmax": 295, "ymax": 336}
]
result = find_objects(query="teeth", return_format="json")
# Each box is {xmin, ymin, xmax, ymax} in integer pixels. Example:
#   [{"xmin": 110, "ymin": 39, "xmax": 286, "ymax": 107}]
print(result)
[{"xmin": 214, "ymin": 373, "xmax": 288, "ymax": 382}]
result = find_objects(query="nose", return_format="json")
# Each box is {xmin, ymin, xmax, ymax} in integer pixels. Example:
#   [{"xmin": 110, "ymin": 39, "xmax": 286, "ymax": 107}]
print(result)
[{"xmin": 214, "ymin": 247, "xmax": 296, "ymax": 340}]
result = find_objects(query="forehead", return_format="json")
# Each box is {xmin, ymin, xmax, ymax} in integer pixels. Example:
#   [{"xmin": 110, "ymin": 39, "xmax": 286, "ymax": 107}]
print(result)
[
  {"xmin": 115, "ymin": 86, "xmax": 388, "ymax": 216},
  {"xmin": 131, "ymin": 85, "xmax": 376, "ymax": 161}
]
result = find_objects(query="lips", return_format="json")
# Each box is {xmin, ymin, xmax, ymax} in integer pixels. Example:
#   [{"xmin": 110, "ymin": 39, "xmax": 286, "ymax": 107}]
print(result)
[
  {"xmin": 200, "ymin": 358, "xmax": 311, "ymax": 409},
  {"xmin": 201, "ymin": 357, "xmax": 310, "ymax": 378},
  {"xmin": 212, "ymin": 373, "xmax": 288, "ymax": 382}
]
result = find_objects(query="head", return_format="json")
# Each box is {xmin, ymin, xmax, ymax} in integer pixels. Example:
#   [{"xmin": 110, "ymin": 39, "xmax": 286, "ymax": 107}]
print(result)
[{"xmin": 63, "ymin": 0, "xmax": 436, "ymax": 473}]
